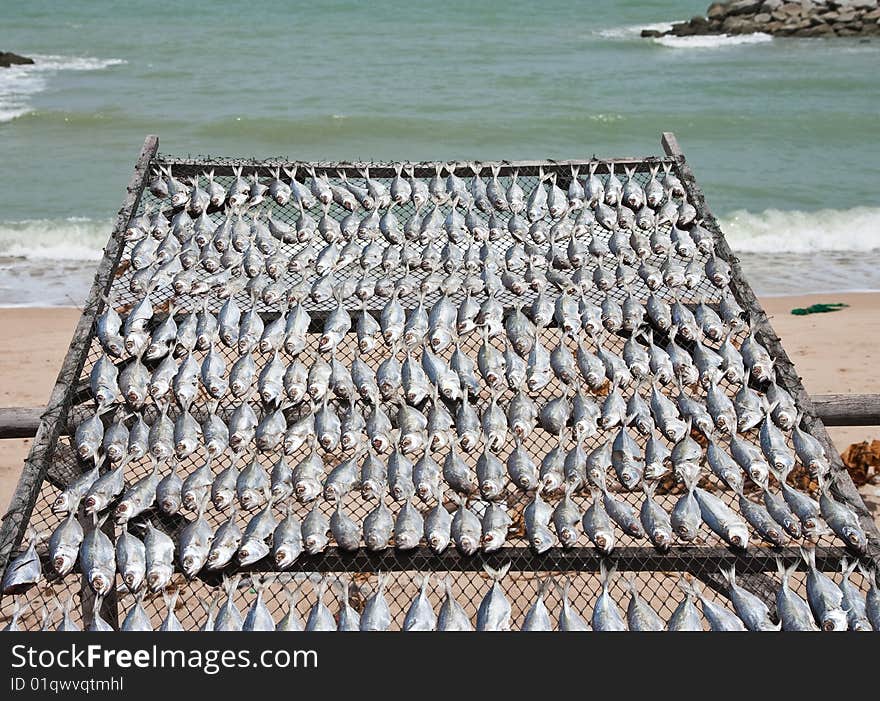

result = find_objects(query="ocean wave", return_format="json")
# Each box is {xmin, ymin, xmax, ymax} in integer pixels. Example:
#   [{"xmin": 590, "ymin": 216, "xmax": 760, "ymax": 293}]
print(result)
[
  {"xmin": 0, "ymin": 54, "xmax": 126, "ymax": 124},
  {"xmin": 654, "ymin": 33, "xmax": 773, "ymax": 49},
  {"xmin": 594, "ymin": 22, "xmax": 676, "ymax": 40},
  {"xmin": 0, "ymin": 218, "xmax": 110, "ymax": 261},
  {"xmin": 719, "ymin": 206, "xmax": 880, "ymax": 254}
]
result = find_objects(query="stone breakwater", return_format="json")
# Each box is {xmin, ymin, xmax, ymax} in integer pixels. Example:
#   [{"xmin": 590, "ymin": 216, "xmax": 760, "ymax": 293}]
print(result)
[
  {"xmin": 643, "ymin": 0, "xmax": 880, "ymax": 38},
  {"xmin": 0, "ymin": 52, "xmax": 34, "ymax": 68}
]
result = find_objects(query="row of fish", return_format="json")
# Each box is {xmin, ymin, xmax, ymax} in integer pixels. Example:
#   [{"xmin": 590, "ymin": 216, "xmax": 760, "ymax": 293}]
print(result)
[
  {"xmin": 2, "ymin": 453, "xmax": 862, "ymax": 600},
  {"xmin": 93, "ymin": 287, "xmax": 750, "ymax": 406},
  {"xmin": 124, "ymin": 238, "xmax": 728, "ymax": 316},
  {"xmin": 6, "ymin": 553, "xmax": 879, "ymax": 632},
  {"xmin": 147, "ymin": 161, "xmax": 692, "ymax": 223}
]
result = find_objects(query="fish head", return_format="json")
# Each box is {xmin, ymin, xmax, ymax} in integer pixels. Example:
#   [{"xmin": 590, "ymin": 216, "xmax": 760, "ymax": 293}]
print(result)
[
  {"xmin": 481, "ymin": 531, "xmax": 503, "ymax": 552},
  {"xmin": 364, "ymin": 530, "xmax": 387, "ymax": 551},
  {"xmin": 89, "ymin": 569, "xmax": 114, "ymax": 596},
  {"xmin": 160, "ymin": 494, "xmax": 182, "ymax": 515},
  {"xmin": 182, "ymin": 552, "xmax": 203, "ymax": 578},
  {"xmin": 459, "ymin": 433, "xmax": 478, "ymax": 453},
  {"xmin": 748, "ymin": 463, "xmax": 769, "ymax": 489},
  {"xmin": 541, "ymin": 472, "xmax": 563, "ymax": 494},
  {"xmin": 843, "ymin": 526, "xmax": 867, "ymax": 553},
  {"xmin": 238, "ymin": 539, "xmax": 270, "ymax": 566},
  {"xmin": 529, "ymin": 528, "xmax": 553, "ymax": 554},
  {"xmin": 726, "ymin": 524, "xmax": 749, "ymax": 550},
  {"xmin": 559, "ymin": 527, "xmax": 579, "ymax": 548},
  {"xmin": 427, "ymin": 530, "xmax": 449, "ymax": 553},
  {"xmin": 122, "ymin": 568, "xmax": 143, "ymax": 592},
  {"xmin": 456, "ymin": 534, "xmax": 478, "ymax": 556},
  {"xmin": 395, "ymin": 530, "xmax": 420, "ymax": 550},
  {"xmin": 820, "ymin": 610, "xmax": 849, "ymax": 632},
  {"xmin": 295, "ymin": 480, "xmax": 322, "ymax": 503},
  {"xmin": 51, "ymin": 493, "xmax": 71, "ymax": 514},
  {"xmin": 430, "ymin": 431, "xmax": 450, "ymax": 452},
  {"xmin": 52, "ymin": 550, "xmax": 76, "ymax": 576},
  {"xmin": 82, "ymin": 494, "xmax": 102, "ymax": 514},
  {"xmin": 113, "ymin": 500, "xmax": 134, "ymax": 524},
  {"xmin": 651, "ymin": 529, "xmax": 672, "ymax": 550},
  {"xmin": 593, "ymin": 529, "xmax": 614, "ymax": 554}
]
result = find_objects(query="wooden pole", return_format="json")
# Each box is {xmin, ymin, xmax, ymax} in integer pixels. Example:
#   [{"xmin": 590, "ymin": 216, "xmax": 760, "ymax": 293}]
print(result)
[{"xmin": 1, "ymin": 392, "xmax": 875, "ymax": 441}]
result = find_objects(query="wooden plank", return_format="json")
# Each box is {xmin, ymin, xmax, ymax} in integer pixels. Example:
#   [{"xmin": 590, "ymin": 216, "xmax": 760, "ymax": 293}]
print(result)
[
  {"xmin": 0, "ymin": 136, "xmax": 159, "ymax": 599},
  {"xmin": 661, "ymin": 132, "xmax": 880, "ymax": 567},
  {"xmin": 811, "ymin": 394, "xmax": 880, "ymax": 427},
  {"xmin": 0, "ymin": 407, "xmax": 43, "ymax": 439},
  {"xmin": 157, "ymin": 155, "xmax": 675, "ymax": 181}
]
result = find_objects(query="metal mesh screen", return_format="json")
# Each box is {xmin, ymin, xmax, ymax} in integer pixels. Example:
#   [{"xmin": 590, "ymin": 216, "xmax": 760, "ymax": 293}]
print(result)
[{"xmin": 1, "ymin": 152, "xmax": 876, "ymax": 632}]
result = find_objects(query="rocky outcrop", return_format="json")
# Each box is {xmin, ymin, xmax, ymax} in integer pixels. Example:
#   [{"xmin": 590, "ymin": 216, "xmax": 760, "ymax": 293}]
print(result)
[
  {"xmin": 642, "ymin": 0, "xmax": 880, "ymax": 38},
  {"xmin": 0, "ymin": 52, "xmax": 34, "ymax": 68}
]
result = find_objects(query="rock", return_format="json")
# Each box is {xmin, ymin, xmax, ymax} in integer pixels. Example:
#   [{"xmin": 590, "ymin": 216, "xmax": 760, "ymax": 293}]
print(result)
[
  {"xmin": 797, "ymin": 21, "xmax": 837, "ymax": 32},
  {"xmin": 762, "ymin": 0, "xmax": 784, "ymax": 10},
  {"xmin": 689, "ymin": 14, "xmax": 711, "ymax": 27},
  {"xmin": 707, "ymin": 2, "xmax": 730, "ymax": 19},
  {"xmin": 640, "ymin": 28, "xmax": 664, "ymax": 37},
  {"xmin": 832, "ymin": 0, "xmax": 878, "ymax": 8},
  {"xmin": 722, "ymin": 15, "xmax": 759, "ymax": 32},
  {"xmin": 779, "ymin": 2, "xmax": 804, "ymax": 14},
  {"xmin": 728, "ymin": 0, "xmax": 764, "ymax": 14},
  {"xmin": 666, "ymin": 21, "xmax": 692, "ymax": 36},
  {"xmin": 865, "ymin": 7, "xmax": 880, "ymax": 18},
  {"xmin": 0, "ymin": 51, "xmax": 34, "ymax": 68},
  {"xmin": 754, "ymin": 11, "xmax": 773, "ymax": 21},
  {"xmin": 837, "ymin": 10, "xmax": 858, "ymax": 19}
]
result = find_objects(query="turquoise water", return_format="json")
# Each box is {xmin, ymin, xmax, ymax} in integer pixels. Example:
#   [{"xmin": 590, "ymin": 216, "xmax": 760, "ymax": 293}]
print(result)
[{"xmin": 1, "ymin": 0, "xmax": 879, "ymax": 303}]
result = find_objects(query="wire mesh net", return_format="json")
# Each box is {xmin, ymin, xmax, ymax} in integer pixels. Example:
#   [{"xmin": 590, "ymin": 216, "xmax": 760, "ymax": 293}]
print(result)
[{"xmin": 1, "ymin": 154, "xmax": 875, "ymax": 631}]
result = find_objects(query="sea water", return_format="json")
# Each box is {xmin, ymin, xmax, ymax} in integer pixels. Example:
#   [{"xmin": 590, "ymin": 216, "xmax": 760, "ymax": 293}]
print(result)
[{"xmin": 1, "ymin": 0, "xmax": 878, "ymax": 304}]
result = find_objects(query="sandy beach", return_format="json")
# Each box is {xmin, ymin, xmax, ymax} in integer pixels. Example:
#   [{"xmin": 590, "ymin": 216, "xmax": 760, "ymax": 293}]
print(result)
[{"xmin": 0, "ymin": 294, "xmax": 877, "ymax": 512}]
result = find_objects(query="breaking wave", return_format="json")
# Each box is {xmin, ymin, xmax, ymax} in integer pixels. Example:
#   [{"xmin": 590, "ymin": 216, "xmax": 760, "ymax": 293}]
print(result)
[
  {"xmin": 654, "ymin": 33, "xmax": 774, "ymax": 49},
  {"xmin": 0, "ymin": 54, "xmax": 126, "ymax": 123},
  {"xmin": 719, "ymin": 207, "xmax": 880, "ymax": 254},
  {"xmin": 0, "ymin": 217, "xmax": 110, "ymax": 261}
]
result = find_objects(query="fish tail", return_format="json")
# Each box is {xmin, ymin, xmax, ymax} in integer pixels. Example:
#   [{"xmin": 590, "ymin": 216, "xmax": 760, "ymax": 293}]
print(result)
[
  {"xmin": 857, "ymin": 561, "xmax": 877, "ymax": 585},
  {"xmin": 720, "ymin": 564, "xmax": 736, "ymax": 590},
  {"xmin": 799, "ymin": 544, "xmax": 816, "ymax": 570}
]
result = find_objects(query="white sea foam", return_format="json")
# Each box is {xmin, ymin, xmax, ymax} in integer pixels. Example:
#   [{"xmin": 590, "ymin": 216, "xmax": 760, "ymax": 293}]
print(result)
[
  {"xmin": 719, "ymin": 206, "xmax": 880, "ymax": 254},
  {"xmin": 0, "ymin": 217, "xmax": 110, "ymax": 261},
  {"xmin": 654, "ymin": 33, "xmax": 773, "ymax": 49},
  {"xmin": 0, "ymin": 54, "xmax": 126, "ymax": 123},
  {"xmin": 594, "ymin": 22, "xmax": 676, "ymax": 40}
]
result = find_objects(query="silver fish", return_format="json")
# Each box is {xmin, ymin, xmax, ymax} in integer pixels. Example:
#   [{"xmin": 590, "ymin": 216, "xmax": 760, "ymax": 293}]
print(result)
[
  {"xmin": 640, "ymin": 482, "xmax": 673, "ymax": 551},
  {"xmin": 693, "ymin": 487, "xmax": 749, "ymax": 549},
  {"xmin": 207, "ymin": 509, "xmax": 243, "ymax": 571},
  {"xmin": 361, "ymin": 573, "xmax": 392, "ymax": 631},
  {"xmin": 582, "ymin": 488, "xmax": 616, "ymax": 554},
  {"xmin": 214, "ymin": 574, "xmax": 244, "ymax": 631},
  {"xmin": 720, "ymin": 565, "xmax": 778, "ymax": 631},
  {"xmin": 683, "ymin": 579, "xmax": 745, "ymax": 632},
  {"xmin": 592, "ymin": 560, "xmax": 627, "ymax": 631},
  {"xmin": 399, "ymin": 574, "xmax": 437, "ymax": 631},
  {"xmin": 305, "ymin": 577, "xmax": 335, "ymax": 631},
  {"xmin": 476, "ymin": 562, "xmax": 512, "ymax": 631},
  {"xmin": 775, "ymin": 558, "xmax": 818, "ymax": 631},
  {"xmin": 363, "ymin": 494, "xmax": 393, "ymax": 551}
]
